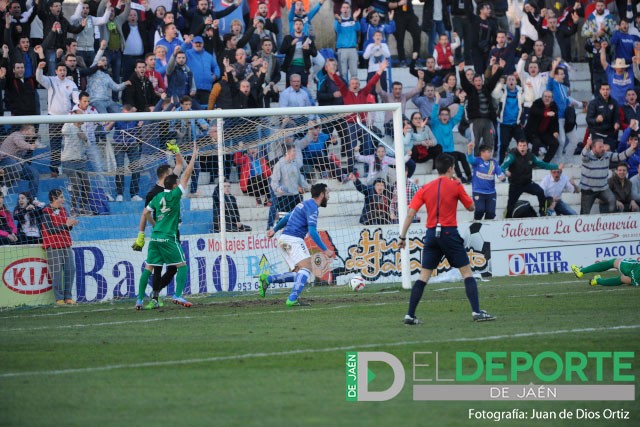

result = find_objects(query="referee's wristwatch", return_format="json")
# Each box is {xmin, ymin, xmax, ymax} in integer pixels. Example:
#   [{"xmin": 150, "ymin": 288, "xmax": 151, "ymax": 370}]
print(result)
[{"xmin": 399, "ymin": 236, "xmax": 406, "ymax": 241}]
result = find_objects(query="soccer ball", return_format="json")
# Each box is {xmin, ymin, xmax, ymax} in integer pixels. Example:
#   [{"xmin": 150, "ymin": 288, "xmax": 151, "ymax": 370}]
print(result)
[{"xmin": 349, "ymin": 276, "xmax": 366, "ymax": 292}]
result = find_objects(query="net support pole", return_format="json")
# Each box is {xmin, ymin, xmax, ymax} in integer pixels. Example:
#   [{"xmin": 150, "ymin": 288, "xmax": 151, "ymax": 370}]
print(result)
[
  {"xmin": 392, "ymin": 106, "xmax": 411, "ymax": 290},
  {"xmin": 217, "ymin": 118, "xmax": 229, "ymax": 291}
]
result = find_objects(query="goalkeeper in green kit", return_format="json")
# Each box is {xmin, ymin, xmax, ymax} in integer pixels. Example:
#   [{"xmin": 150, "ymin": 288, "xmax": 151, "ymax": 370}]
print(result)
[
  {"xmin": 571, "ymin": 259, "xmax": 640, "ymax": 287},
  {"xmin": 134, "ymin": 142, "xmax": 198, "ymax": 309},
  {"xmin": 132, "ymin": 141, "xmax": 184, "ymax": 309}
]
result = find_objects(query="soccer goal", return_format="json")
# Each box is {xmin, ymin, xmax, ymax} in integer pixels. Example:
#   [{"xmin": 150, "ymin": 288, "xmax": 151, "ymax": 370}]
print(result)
[{"xmin": 0, "ymin": 103, "xmax": 415, "ymax": 309}]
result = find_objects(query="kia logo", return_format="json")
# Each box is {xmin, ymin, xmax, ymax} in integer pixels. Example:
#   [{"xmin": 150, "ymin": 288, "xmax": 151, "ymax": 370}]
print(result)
[{"xmin": 3, "ymin": 258, "xmax": 53, "ymax": 295}]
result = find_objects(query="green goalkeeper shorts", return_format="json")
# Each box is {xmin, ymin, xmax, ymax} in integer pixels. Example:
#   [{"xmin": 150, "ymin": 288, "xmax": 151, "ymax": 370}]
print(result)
[
  {"xmin": 146, "ymin": 236, "xmax": 186, "ymax": 266},
  {"xmin": 619, "ymin": 259, "xmax": 640, "ymax": 286}
]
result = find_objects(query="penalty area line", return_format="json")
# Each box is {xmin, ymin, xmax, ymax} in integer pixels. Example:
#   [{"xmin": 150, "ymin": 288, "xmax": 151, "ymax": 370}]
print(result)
[
  {"xmin": 1, "ymin": 324, "xmax": 639, "ymax": 378},
  {"xmin": 0, "ymin": 316, "xmax": 193, "ymax": 332}
]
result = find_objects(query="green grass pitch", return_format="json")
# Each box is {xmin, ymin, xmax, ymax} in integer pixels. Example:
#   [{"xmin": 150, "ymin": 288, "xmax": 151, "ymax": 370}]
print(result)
[{"xmin": 0, "ymin": 273, "xmax": 639, "ymax": 427}]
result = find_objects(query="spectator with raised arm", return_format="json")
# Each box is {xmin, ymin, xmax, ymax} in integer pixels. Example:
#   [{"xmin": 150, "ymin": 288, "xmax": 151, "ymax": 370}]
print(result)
[
  {"xmin": 467, "ymin": 142, "xmax": 505, "ymax": 220},
  {"xmin": 351, "ymin": 174, "xmax": 394, "ymax": 225},
  {"xmin": 579, "ymin": 136, "xmax": 637, "ymax": 214},
  {"xmin": 37, "ymin": 0, "xmax": 86, "ymax": 75},
  {"xmin": 430, "ymin": 93, "xmax": 471, "ymax": 182},
  {"xmin": 87, "ymin": 41, "xmax": 130, "ymax": 113},
  {"xmin": 327, "ymin": 58, "xmax": 387, "ymax": 172},
  {"xmin": 334, "ymin": 2, "xmax": 360, "ymax": 81},
  {"xmin": 599, "ymin": 41, "xmax": 634, "ymax": 107},
  {"xmin": 377, "ymin": 77, "xmax": 424, "ymax": 136},
  {"xmin": 492, "ymin": 74, "xmax": 524, "ymax": 164},
  {"xmin": 458, "ymin": 59, "xmax": 502, "ymax": 154},
  {"xmin": 433, "ymin": 32, "xmax": 460, "ymax": 72},
  {"xmin": 36, "ymin": 59, "xmax": 80, "ymax": 177},
  {"xmin": 70, "ymin": 0, "xmax": 111, "ymax": 66},
  {"xmin": 501, "ymin": 140, "xmax": 561, "ymax": 218}
]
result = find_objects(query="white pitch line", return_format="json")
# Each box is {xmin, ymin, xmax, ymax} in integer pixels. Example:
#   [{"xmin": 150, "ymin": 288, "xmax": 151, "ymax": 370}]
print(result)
[
  {"xmin": 0, "ymin": 316, "xmax": 193, "ymax": 332},
  {"xmin": 0, "ymin": 287, "xmax": 630, "ymax": 328},
  {"xmin": 1, "ymin": 324, "xmax": 639, "ymax": 379},
  {"xmin": 0, "ymin": 278, "xmax": 585, "ymax": 319}
]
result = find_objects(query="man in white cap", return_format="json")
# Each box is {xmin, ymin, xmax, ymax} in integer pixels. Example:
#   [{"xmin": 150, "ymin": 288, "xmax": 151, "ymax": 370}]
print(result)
[{"xmin": 600, "ymin": 41, "xmax": 634, "ymax": 106}]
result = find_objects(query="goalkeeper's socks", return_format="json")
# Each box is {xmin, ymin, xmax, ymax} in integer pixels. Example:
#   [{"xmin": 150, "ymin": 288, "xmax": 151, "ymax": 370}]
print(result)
[
  {"xmin": 581, "ymin": 259, "xmax": 616, "ymax": 274},
  {"xmin": 137, "ymin": 269, "xmax": 151, "ymax": 300},
  {"xmin": 407, "ymin": 280, "xmax": 426, "ymax": 318},
  {"xmin": 269, "ymin": 272, "xmax": 296, "ymax": 284},
  {"xmin": 174, "ymin": 265, "xmax": 188, "ymax": 298},
  {"xmin": 595, "ymin": 276, "xmax": 623, "ymax": 286},
  {"xmin": 288, "ymin": 268, "xmax": 311, "ymax": 302},
  {"xmin": 464, "ymin": 277, "xmax": 481, "ymax": 313}
]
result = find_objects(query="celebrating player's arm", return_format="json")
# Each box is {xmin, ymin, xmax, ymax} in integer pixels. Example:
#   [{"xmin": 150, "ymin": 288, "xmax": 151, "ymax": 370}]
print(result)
[
  {"xmin": 178, "ymin": 143, "xmax": 199, "ymax": 189},
  {"xmin": 166, "ymin": 140, "xmax": 185, "ymax": 175}
]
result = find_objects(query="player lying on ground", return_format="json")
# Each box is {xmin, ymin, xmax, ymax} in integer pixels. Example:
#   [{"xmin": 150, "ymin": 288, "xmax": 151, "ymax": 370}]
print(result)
[
  {"xmin": 259, "ymin": 183, "xmax": 335, "ymax": 307},
  {"xmin": 571, "ymin": 259, "xmax": 640, "ymax": 286}
]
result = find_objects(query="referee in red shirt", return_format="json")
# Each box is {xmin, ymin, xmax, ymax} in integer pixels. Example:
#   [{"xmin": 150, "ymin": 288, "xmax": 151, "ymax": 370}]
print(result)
[{"xmin": 398, "ymin": 154, "xmax": 496, "ymax": 324}]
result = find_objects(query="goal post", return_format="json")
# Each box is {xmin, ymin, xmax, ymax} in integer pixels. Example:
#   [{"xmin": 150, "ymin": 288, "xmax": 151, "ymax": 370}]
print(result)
[{"xmin": 0, "ymin": 102, "xmax": 413, "ymax": 309}]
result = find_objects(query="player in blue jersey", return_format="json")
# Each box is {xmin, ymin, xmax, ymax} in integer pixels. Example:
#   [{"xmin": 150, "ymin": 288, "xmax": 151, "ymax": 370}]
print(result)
[
  {"xmin": 259, "ymin": 183, "xmax": 335, "ymax": 307},
  {"xmin": 466, "ymin": 142, "xmax": 506, "ymax": 220}
]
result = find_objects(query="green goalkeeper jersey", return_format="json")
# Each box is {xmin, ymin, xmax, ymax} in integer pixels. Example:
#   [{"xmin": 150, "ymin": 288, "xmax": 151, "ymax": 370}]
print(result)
[{"xmin": 147, "ymin": 185, "xmax": 184, "ymax": 238}]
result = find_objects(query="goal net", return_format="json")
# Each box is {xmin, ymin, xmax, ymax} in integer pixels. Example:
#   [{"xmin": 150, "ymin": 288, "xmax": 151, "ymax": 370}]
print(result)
[{"xmin": 0, "ymin": 103, "xmax": 413, "ymax": 309}]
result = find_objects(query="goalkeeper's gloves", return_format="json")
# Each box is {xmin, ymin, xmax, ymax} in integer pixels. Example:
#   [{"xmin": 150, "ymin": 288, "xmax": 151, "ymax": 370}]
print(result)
[
  {"xmin": 166, "ymin": 141, "xmax": 180, "ymax": 154},
  {"xmin": 132, "ymin": 232, "xmax": 145, "ymax": 251}
]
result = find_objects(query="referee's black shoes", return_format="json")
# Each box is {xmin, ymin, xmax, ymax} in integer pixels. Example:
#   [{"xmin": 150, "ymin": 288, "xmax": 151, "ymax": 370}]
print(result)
[
  {"xmin": 472, "ymin": 310, "xmax": 497, "ymax": 322},
  {"xmin": 403, "ymin": 315, "xmax": 422, "ymax": 325}
]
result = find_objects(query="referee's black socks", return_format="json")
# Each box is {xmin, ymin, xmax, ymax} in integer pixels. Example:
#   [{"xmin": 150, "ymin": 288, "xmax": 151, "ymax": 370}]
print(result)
[
  {"xmin": 464, "ymin": 277, "xmax": 480, "ymax": 313},
  {"xmin": 407, "ymin": 280, "xmax": 427, "ymax": 318}
]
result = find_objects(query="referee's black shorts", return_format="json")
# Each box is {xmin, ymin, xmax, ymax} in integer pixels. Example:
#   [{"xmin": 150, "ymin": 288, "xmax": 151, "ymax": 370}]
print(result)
[{"xmin": 421, "ymin": 227, "xmax": 469, "ymax": 270}]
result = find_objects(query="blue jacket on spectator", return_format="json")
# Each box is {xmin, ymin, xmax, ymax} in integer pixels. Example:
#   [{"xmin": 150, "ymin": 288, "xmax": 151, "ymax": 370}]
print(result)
[
  {"xmin": 288, "ymin": 2, "xmax": 322, "ymax": 37},
  {"xmin": 610, "ymin": 30, "xmax": 640, "ymax": 63},
  {"xmin": 113, "ymin": 121, "xmax": 139, "ymax": 145},
  {"xmin": 185, "ymin": 45, "xmax": 221, "ymax": 91},
  {"xmin": 429, "ymin": 104, "xmax": 465, "ymax": 153},
  {"xmin": 334, "ymin": 17, "xmax": 359, "ymax": 49}
]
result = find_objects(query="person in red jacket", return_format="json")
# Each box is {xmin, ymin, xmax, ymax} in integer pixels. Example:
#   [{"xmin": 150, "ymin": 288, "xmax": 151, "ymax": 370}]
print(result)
[
  {"xmin": 433, "ymin": 32, "xmax": 460, "ymax": 72},
  {"xmin": 41, "ymin": 189, "xmax": 79, "ymax": 305},
  {"xmin": 326, "ymin": 58, "xmax": 388, "ymax": 173},
  {"xmin": 234, "ymin": 147, "xmax": 272, "ymax": 206}
]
